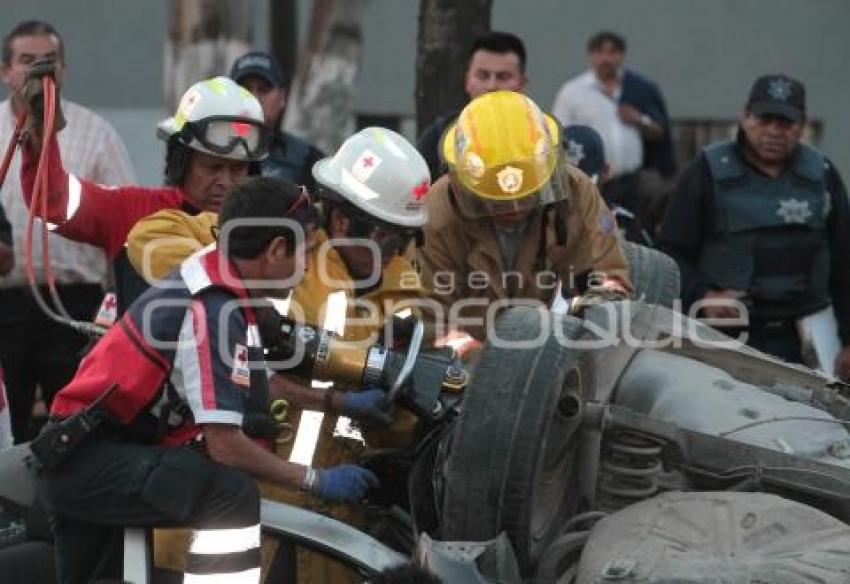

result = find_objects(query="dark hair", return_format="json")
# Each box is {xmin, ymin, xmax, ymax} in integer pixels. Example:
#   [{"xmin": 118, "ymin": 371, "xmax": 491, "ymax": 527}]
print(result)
[
  {"xmin": 218, "ymin": 177, "xmax": 313, "ymax": 259},
  {"xmin": 468, "ymin": 31, "xmax": 526, "ymax": 72},
  {"xmin": 164, "ymin": 138, "xmax": 193, "ymax": 186},
  {"xmin": 587, "ymin": 31, "xmax": 626, "ymax": 53},
  {"xmin": 2, "ymin": 20, "xmax": 64, "ymax": 66},
  {"xmin": 368, "ymin": 563, "xmax": 442, "ymax": 584}
]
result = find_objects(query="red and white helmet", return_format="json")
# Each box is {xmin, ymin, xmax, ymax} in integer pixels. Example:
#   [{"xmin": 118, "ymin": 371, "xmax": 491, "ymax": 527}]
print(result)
[{"xmin": 157, "ymin": 76, "xmax": 267, "ymax": 161}]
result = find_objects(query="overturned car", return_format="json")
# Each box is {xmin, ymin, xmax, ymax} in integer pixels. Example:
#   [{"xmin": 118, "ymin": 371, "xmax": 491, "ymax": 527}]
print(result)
[
  {"xmin": 262, "ymin": 293, "xmax": 850, "ymax": 581},
  {"xmin": 3, "ymin": 250, "xmax": 850, "ymax": 584},
  {"xmin": 429, "ymin": 301, "xmax": 850, "ymax": 582}
]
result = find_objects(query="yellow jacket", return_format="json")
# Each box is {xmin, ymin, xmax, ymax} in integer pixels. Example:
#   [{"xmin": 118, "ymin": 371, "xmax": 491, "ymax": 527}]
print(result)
[
  {"xmin": 127, "ymin": 209, "xmax": 217, "ymax": 282},
  {"xmin": 128, "ymin": 213, "xmax": 424, "ymax": 341}
]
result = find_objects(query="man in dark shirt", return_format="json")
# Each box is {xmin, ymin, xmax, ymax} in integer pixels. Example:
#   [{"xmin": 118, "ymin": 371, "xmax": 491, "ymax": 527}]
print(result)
[
  {"xmin": 417, "ymin": 31, "xmax": 527, "ymax": 180},
  {"xmin": 658, "ymin": 74, "xmax": 850, "ymax": 377},
  {"xmin": 230, "ymin": 51, "xmax": 324, "ymax": 193}
]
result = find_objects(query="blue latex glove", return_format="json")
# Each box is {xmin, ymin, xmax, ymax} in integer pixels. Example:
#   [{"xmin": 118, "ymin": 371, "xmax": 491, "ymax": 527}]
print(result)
[
  {"xmin": 339, "ymin": 388, "xmax": 393, "ymax": 428},
  {"xmin": 312, "ymin": 464, "xmax": 379, "ymax": 503}
]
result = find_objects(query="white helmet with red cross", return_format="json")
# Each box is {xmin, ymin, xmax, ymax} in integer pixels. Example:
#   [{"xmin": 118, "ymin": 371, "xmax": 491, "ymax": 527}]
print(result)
[{"xmin": 312, "ymin": 127, "xmax": 430, "ymax": 228}]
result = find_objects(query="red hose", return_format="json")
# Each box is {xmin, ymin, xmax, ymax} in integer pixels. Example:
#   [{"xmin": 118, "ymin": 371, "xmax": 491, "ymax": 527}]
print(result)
[
  {"xmin": 0, "ymin": 116, "xmax": 24, "ymax": 191},
  {"xmin": 0, "ymin": 75, "xmax": 103, "ymax": 336},
  {"xmin": 36, "ymin": 78, "xmax": 72, "ymax": 319}
]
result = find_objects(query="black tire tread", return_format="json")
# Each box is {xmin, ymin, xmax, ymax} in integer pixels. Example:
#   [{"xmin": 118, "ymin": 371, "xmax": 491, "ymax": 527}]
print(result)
[
  {"xmin": 442, "ymin": 307, "xmax": 586, "ymax": 567},
  {"xmin": 621, "ymin": 241, "xmax": 680, "ymax": 308}
]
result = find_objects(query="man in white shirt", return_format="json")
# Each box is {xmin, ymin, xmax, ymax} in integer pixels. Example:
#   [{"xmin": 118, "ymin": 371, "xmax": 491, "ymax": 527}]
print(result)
[
  {"xmin": 0, "ymin": 20, "xmax": 135, "ymax": 442},
  {"xmin": 552, "ymin": 31, "xmax": 673, "ymax": 219}
]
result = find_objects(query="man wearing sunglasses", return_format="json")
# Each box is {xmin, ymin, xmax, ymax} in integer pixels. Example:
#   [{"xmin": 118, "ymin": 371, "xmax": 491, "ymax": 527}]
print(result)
[{"xmin": 18, "ymin": 71, "xmax": 268, "ymax": 314}]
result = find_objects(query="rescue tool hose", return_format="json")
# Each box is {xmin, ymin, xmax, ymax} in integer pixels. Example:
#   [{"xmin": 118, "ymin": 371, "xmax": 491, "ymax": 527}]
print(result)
[
  {"xmin": 0, "ymin": 74, "xmax": 106, "ymax": 339},
  {"xmin": 27, "ymin": 76, "xmax": 71, "ymax": 319},
  {"xmin": 0, "ymin": 115, "xmax": 24, "ymax": 190}
]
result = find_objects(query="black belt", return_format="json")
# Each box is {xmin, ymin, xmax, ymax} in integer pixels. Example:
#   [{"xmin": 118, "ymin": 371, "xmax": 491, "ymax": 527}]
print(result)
[{"xmin": 748, "ymin": 318, "xmax": 797, "ymax": 333}]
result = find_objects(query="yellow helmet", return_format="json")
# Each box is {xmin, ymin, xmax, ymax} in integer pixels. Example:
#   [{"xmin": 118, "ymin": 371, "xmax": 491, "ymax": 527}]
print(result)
[{"xmin": 440, "ymin": 91, "xmax": 561, "ymax": 205}]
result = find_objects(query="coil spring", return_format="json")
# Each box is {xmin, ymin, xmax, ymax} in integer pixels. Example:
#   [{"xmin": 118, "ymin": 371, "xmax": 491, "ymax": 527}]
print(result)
[{"xmin": 597, "ymin": 432, "xmax": 663, "ymax": 512}]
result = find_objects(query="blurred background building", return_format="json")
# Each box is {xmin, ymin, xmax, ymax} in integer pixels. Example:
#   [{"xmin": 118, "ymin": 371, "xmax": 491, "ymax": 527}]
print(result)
[{"xmin": 1, "ymin": 0, "xmax": 847, "ymax": 185}]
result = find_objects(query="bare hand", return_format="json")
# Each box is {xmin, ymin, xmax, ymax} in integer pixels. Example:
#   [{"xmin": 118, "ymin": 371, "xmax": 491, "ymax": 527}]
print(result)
[
  {"xmin": 834, "ymin": 346, "xmax": 850, "ymax": 381},
  {"xmin": 19, "ymin": 59, "xmax": 65, "ymax": 148},
  {"xmin": 434, "ymin": 329, "xmax": 481, "ymax": 360},
  {"xmin": 618, "ymin": 104, "xmax": 644, "ymax": 126},
  {"xmin": 700, "ymin": 289, "xmax": 748, "ymax": 321}
]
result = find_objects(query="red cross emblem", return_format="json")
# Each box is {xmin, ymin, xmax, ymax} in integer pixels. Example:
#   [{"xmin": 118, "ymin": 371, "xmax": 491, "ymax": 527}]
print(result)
[
  {"xmin": 362, "ymin": 156, "xmax": 374, "ymax": 168},
  {"xmin": 230, "ymin": 121, "xmax": 251, "ymax": 137},
  {"xmin": 102, "ymin": 295, "xmax": 117, "ymax": 311},
  {"xmin": 412, "ymin": 180, "xmax": 429, "ymax": 200}
]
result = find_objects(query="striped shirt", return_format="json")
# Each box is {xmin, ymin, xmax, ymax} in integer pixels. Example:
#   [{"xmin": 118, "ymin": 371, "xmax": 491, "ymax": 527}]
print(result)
[{"xmin": 0, "ymin": 99, "xmax": 135, "ymax": 287}]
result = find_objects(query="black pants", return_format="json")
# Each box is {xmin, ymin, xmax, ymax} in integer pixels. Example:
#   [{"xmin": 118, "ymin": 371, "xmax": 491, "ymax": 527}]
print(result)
[
  {"xmin": 747, "ymin": 323, "xmax": 803, "ymax": 364},
  {"xmin": 38, "ymin": 437, "xmax": 260, "ymax": 584},
  {"xmin": 0, "ymin": 284, "xmax": 102, "ymax": 443}
]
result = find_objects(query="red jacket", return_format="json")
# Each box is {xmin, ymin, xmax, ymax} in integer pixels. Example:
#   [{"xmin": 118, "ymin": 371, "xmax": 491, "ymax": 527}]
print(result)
[
  {"xmin": 51, "ymin": 248, "xmax": 263, "ymax": 446},
  {"xmin": 21, "ymin": 134, "xmax": 187, "ymax": 259}
]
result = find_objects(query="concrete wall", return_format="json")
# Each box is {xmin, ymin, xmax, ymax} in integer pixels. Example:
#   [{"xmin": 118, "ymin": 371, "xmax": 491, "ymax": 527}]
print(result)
[
  {"xmin": 2, "ymin": 1, "xmax": 848, "ymax": 177},
  {"xmin": 353, "ymin": 0, "xmax": 850, "ymax": 173}
]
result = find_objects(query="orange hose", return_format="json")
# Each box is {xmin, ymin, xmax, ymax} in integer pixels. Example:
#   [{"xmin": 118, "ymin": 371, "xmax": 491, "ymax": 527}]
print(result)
[
  {"xmin": 0, "ymin": 116, "xmax": 24, "ymax": 191},
  {"xmin": 39, "ymin": 79, "xmax": 70, "ymax": 318},
  {"xmin": 24, "ymin": 77, "xmax": 73, "ymax": 320},
  {"xmin": 5, "ymin": 74, "xmax": 102, "ymax": 337}
]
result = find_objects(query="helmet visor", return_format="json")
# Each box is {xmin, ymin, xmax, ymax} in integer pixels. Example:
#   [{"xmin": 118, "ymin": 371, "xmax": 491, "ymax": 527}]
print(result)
[
  {"xmin": 186, "ymin": 116, "xmax": 268, "ymax": 159},
  {"xmin": 451, "ymin": 157, "xmax": 569, "ymax": 219}
]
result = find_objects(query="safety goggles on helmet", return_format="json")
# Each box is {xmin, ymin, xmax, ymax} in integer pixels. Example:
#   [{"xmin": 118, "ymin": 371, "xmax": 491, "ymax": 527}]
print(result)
[{"xmin": 180, "ymin": 116, "xmax": 268, "ymax": 159}]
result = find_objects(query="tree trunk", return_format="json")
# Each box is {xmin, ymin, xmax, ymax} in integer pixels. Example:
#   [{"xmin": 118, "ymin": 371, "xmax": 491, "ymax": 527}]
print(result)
[
  {"xmin": 283, "ymin": 0, "xmax": 367, "ymax": 155},
  {"xmin": 415, "ymin": 0, "xmax": 492, "ymax": 134},
  {"xmin": 269, "ymin": 0, "xmax": 298, "ymax": 90},
  {"xmin": 164, "ymin": 0, "xmax": 255, "ymax": 111}
]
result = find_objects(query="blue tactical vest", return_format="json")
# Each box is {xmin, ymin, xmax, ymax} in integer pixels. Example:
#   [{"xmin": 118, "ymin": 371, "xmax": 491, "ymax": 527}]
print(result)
[
  {"xmin": 698, "ymin": 141, "xmax": 831, "ymax": 319},
  {"xmin": 262, "ymin": 132, "xmax": 312, "ymax": 182}
]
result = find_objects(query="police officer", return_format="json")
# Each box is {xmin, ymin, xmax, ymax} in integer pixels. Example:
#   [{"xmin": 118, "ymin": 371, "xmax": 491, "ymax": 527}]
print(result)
[
  {"xmin": 658, "ymin": 74, "xmax": 850, "ymax": 375},
  {"xmin": 37, "ymin": 179, "xmax": 378, "ymax": 584},
  {"xmin": 418, "ymin": 91, "xmax": 631, "ymax": 348},
  {"xmin": 229, "ymin": 51, "xmax": 325, "ymax": 193}
]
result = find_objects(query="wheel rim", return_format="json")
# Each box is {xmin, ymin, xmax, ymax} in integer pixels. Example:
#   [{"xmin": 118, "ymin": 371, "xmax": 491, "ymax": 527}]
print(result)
[{"xmin": 530, "ymin": 367, "xmax": 584, "ymax": 552}]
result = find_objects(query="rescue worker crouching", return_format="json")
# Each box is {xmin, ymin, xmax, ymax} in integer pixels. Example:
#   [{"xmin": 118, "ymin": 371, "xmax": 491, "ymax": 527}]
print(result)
[
  {"xmin": 35, "ymin": 178, "xmax": 379, "ymax": 584},
  {"xmin": 417, "ymin": 91, "xmax": 632, "ymax": 350},
  {"xmin": 126, "ymin": 127, "xmax": 432, "ymax": 582},
  {"xmin": 18, "ymin": 67, "xmax": 267, "ymax": 315}
]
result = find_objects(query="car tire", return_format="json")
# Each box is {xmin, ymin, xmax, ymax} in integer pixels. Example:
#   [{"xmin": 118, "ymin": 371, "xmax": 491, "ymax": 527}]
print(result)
[
  {"xmin": 621, "ymin": 241, "xmax": 680, "ymax": 308},
  {"xmin": 441, "ymin": 306, "xmax": 587, "ymax": 571}
]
